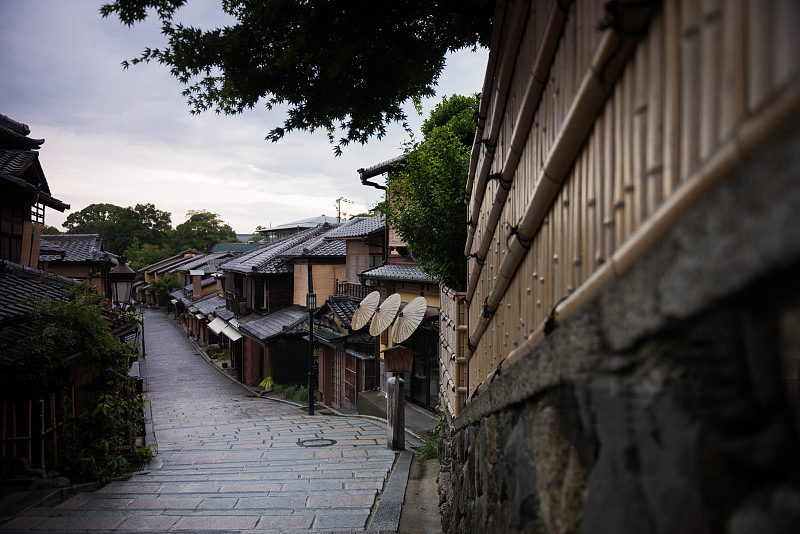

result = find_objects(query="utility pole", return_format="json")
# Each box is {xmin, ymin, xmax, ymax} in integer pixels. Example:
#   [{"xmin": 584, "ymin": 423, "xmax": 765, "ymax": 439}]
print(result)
[
  {"xmin": 306, "ymin": 263, "xmax": 316, "ymax": 415},
  {"xmin": 334, "ymin": 196, "xmax": 357, "ymax": 223}
]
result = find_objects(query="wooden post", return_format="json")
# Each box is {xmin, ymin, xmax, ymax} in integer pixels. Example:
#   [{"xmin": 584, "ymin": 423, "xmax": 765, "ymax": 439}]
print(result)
[
  {"xmin": 50, "ymin": 394, "xmax": 57, "ymax": 466},
  {"xmin": 386, "ymin": 375, "xmax": 405, "ymax": 451},
  {"xmin": 39, "ymin": 398, "xmax": 45, "ymax": 471}
]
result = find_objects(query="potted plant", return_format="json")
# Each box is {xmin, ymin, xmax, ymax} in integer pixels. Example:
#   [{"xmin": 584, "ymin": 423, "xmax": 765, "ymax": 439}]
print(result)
[{"xmin": 258, "ymin": 376, "xmax": 274, "ymax": 397}]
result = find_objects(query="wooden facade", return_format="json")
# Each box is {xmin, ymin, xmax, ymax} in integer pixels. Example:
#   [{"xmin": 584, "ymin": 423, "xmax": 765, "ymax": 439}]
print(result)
[
  {"xmin": 318, "ymin": 346, "xmax": 376, "ymax": 410},
  {"xmin": 292, "ymin": 262, "xmax": 347, "ymax": 307},
  {"xmin": 456, "ymin": 0, "xmax": 800, "ymax": 411}
]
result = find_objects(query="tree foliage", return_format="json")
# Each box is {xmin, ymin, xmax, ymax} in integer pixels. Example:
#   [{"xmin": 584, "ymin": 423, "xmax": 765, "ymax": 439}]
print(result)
[
  {"xmin": 124, "ymin": 237, "xmax": 175, "ymax": 274},
  {"xmin": 10, "ymin": 282, "xmax": 150, "ymax": 482},
  {"xmin": 150, "ymin": 272, "xmax": 182, "ymax": 305},
  {"xmin": 41, "ymin": 225, "xmax": 62, "ymax": 235},
  {"xmin": 63, "ymin": 203, "xmax": 172, "ymax": 255},
  {"xmin": 100, "ymin": 0, "xmax": 494, "ymax": 154},
  {"xmin": 386, "ymin": 94, "xmax": 479, "ymax": 290},
  {"xmin": 170, "ymin": 209, "xmax": 237, "ymax": 252}
]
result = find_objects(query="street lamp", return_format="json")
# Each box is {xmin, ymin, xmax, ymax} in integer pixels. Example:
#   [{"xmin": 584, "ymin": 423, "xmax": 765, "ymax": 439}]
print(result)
[
  {"xmin": 109, "ymin": 257, "xmax": 143, "ymax": 357},
  {"xmin": 109, "ymin": 257, "xmax": 135, "ymax": 309},
  {"xmin": 306, "ymin": 291, "xmax": 316, "ymax": 416}
]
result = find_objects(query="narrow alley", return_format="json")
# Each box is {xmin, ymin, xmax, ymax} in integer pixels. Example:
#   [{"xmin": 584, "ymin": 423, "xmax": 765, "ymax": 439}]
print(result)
[{"xmin": 1, "ymin": 309, "xmax": 408, "ymax": 533}]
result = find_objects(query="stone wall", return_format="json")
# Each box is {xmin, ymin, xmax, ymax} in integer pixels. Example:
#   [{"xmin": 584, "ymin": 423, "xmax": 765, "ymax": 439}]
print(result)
[{"xmin": 438, "ymin": 120, "xmax": 800, "ymax": 533}]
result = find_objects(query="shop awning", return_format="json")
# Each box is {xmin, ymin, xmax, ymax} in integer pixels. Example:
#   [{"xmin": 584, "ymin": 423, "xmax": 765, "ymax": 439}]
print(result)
[
  {"xmin": 222, "ymin": 324, "xmax": 242, "ymax": 341},
  {"xmin": 208, "ymin": 317, "xmax": 226, "ymax": 334}
]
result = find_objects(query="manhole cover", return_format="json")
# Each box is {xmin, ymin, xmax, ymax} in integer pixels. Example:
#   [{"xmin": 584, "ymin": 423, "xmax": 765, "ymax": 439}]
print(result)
[{"xmin": 296, "ymin": 438, "xmax": 337, "ymax": 447}]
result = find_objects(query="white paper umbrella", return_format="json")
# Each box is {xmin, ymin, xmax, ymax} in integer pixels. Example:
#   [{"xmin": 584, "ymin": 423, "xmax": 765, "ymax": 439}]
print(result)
[
  {"xmin": 391, "ymin": 296, "xmax": 428, "ymax": 343},
  {"xmin": 369, "ymin": 293, "xmax": 401, "ymax": 336},
  {"xmin": 351, "ymin": 290, "xmax": 380, "ymax": 331}
]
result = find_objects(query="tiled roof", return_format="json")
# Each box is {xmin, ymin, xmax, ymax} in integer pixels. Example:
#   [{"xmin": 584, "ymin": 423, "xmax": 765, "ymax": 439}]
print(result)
[
  {"xmin": 222, "ymin": 224, "xmax": 339, "ymax": 274},
  {"xmin": 357, "ymin": 155, "xmax": 406, "ymax": 180},
  {"xmin": 280, "ymin": 225, "xmax": 347, "ymax": 257},
  {"xmin": 211, "ymin": 243, "xmax": 259, "ymax": 253},
  {"xmin": 154, "ymin": 255, "xmax": 204, "ymax": 275},
  {"xmin": 323, "ymin": 215, "xmax": 385, "ymax": 239},
  {"xmin": 169, "ymin": 288, "xmax": 192, "ymax": 307},
  {"xmin": 139, "ymin": 249, "xmax": 202, "ymax": 273},
  {"xmin": 0, "ymin": 150, "xmax": 69, "ymax": 212},
  {"xmin": 215, "ymin": 307, "xmax": 235, "ymax": 321},
  {"xmin": 0, "ymin": 260, "xmax": 73, "ymax": 323},
  {"xmin": 0, "ymin": 114, "xmax": 43, "ymax": 150},
  {"xmin": 192, "ymin": 294, "xmax": 226, "ymax": 316},
  {"xmin": 173, "ymin": 252, "xmax": 238, "ymax": 274},
  {"xmin": 326, "ymin": 296, "xmax": 359, "ymax": 330},
  {"xmin": 0, "ymin": 150, "xmax": 37, "ymax": 175},
  {"xmin": 239, "ymin": 306, "xmax": 309, "ymax": 341},
  {"xmin": 359, "ymin": 264, "xmax": 436, "ymax": 284},
  {"xmin": 39, "ymin": 234, "xmax": 115, "ymax": 264},
  {"xmin": 260, "ymin": 215, "xmax": 339, "ymax": 233}
]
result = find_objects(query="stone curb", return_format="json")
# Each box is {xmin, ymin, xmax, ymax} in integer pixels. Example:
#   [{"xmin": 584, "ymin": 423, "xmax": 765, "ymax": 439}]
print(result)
[{"xmin": 368, "ymin": 450, "xmax": 413, "ymax": 532}]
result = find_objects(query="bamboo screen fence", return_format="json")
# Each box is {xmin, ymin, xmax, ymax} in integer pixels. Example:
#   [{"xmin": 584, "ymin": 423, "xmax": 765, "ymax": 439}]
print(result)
[
  {"xmin": 439, "ymin": 287, "xmax": 468, "ymax": 416},
  {"xmin": 1, "ymin": 362, "xmax": 92, "ymax": 476},
  {"xmin": 456, "ymin": 0, "xmax": 800, "ymax": 409}
]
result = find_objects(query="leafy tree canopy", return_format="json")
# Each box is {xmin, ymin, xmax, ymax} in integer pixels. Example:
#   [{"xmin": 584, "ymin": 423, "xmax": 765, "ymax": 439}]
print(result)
[
  {"xmin": 124, "ymin": 237, "xmax": 175, "ymax": 274},
  {"xmin": 171, "ymin": 209, "xmax": 237, "ymax": 252},
  {"xmin": 41, "ymin": 225, "xmax": 62, "ymax": 235},
  {"xmin": 387, "ymin": 93, "xmax": 479, "ymax": 290},
  {"xmin": 150, "ymin": 272, "xmax": 182, "ymax": 305},
  {"xmin": 100, "ymin": 0, "xmax": 494, "ymax": 154},
  {"xmin": 63, "ymin": 202, "xmax": 172, "ymax": 255}
]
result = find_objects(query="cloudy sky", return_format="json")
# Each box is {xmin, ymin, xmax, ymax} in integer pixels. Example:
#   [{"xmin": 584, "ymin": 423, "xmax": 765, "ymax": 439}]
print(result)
[{"xmin": 0, "ymin": 1, "xmax": 488, "ymax": 234}]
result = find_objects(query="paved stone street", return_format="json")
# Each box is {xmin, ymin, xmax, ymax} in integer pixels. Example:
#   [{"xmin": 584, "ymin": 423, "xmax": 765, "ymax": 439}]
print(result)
[{"xmin": 1, "ymin": 309, "xmax": 403, "ymax": 533}]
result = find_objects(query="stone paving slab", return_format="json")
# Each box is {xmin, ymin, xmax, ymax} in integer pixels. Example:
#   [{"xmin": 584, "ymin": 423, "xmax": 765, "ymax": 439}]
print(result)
[{"xmin": 0, "ymin": 309, "xmax": 405, "ymax": 533}]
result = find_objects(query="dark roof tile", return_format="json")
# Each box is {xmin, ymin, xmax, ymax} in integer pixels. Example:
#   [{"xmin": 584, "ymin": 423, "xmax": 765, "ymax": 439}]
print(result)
[
  {"xmin": 239, "ymin": 306, "xmax": 309, "ymax": 341},
  {"xmin": 360, "ymin": 264, "xmax": 436, "ymax": 284},
  {"xmin": 39, "ymin": 234, "xmax": 114, "ymax": 264}
]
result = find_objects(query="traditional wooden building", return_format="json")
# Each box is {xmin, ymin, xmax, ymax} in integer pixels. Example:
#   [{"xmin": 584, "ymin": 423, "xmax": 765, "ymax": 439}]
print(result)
[
  {"xmin": 136, "ymin": 249, "xmax": 202, "ymax": 305},
  {"xmin": 0, "ymin": 114, "xmax": 69, "ymax": 267},
  {"xmin": 38, "ymin": 233, "xmax": 117, "ymax": 298}
]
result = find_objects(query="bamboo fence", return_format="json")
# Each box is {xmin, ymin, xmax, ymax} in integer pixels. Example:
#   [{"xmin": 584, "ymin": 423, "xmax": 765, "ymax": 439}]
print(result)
[
  {"xmin": 439, "ymin": 286, "xmax": 468, "ymax": 417},
  {"xmin": 460, "ymin": 0, "xmax": 800, "ymax": 402}
]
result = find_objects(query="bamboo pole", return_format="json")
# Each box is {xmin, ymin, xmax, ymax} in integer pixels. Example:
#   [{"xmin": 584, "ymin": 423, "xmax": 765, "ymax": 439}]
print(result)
[
  {"xmin": 603, "ymin": 100, "xmax": 615, "ymax": 261},
  {"xmin": 719, "ymin": 0, "xmax": 745, "ymax": 140},
  {"xmin": 466, "ymin": 0, "xmax": 535, "ymax": 251},
  {"xmin": 699, "ymin": 0, "xmax": 721, "ymax": 161},
  {"xmin": 2, "ymin": 401, "xmax": 6, "ymax": 458},
  {"xmin": 647, "ymin": 8, "xmax": 664, "ymax": 216},
  {"xmin": 506, "ymin": 80, "xmax": 800, "ymax": 374},
  {"xmin": 623, "ymin": 65, "xmax": 636, "ymax": 239},
  {"xmin": 680, "ymin": 0, "xmax": 701, "ymax": 181},
  {"xmin": 773, "ymin": 0, "xmax": 799, "ymax": 90},
  {"xmin": 633, "ymin": 38, "xmax": 648, "ymax": 227},
  {"xmin": 465, "ymin": 0, "xmax": 573, "ymax": 301},
  {"xmin": 467, "ymin": 0, "xmax": 508, "ymax": 198},
  {"xmin": 614, "ymin": 83, "xmax": 626, "ymax": 248},
  {"xmin": 663, "ymin": 0, "xmax": 681, "ymax": 198},
  {"xmin": 465, "ymin": 2, "xmax": 663, "ymax": 361},
  {"xmin": 746, "ymin": 0, "xmax": 772, "ymax": 113}
]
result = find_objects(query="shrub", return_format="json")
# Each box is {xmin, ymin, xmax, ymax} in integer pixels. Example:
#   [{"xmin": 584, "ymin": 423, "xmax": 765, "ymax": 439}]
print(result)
[
  {"xmin": 283, "ymin": 386, "xmax": 296, "ymax": 400},
  {"xmin": 296, "ymin": 386, "xmax": 308, "ymax": 402}
]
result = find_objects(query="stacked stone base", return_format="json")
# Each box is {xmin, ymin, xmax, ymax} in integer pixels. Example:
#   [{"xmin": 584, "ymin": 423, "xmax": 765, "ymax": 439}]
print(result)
[{"xmin": 438, "ymin": 121, "xmax": 800, "ymax": 533}]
